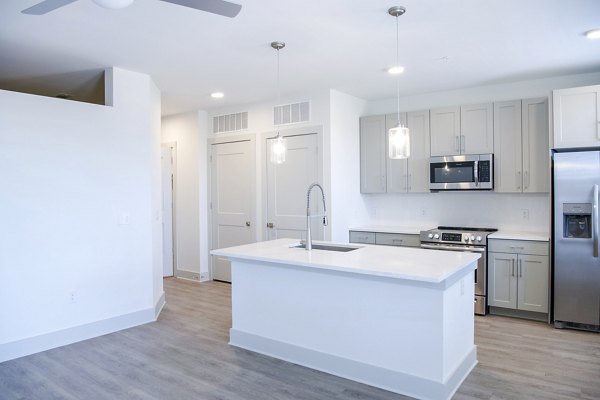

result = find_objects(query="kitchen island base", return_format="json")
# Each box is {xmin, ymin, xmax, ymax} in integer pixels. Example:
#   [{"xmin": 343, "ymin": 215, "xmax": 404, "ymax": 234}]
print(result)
[{"xmin": 228, "ymin": 258, "xmax": 477, "ymax": 400}]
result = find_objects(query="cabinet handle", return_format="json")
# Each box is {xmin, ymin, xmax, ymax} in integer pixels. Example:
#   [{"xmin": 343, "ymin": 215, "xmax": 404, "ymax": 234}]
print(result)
[
  {"xmin": 246, "ymin": 221, "xmax": 251, "ymax": 227},
  {"xmin": 524, "ymin": 171, "xmax": 529, "ymax": 190},
  {"xmin": 408, "ymin": 173, "xmax": 411, "ymax": 191},
  {"xmin": 267, "ymin": 222, "xmax": 274, "ymax": 228},
  {"xmin": 455, "ymin": 136, "xmax": 460, "ymax": 153},
  {"xmin": 516, "ymin": 171, "xmax": 521, "ymax": 190},
  {"xmin": 511, "ymin": 259, "xmax": 515, "ymax": 277},
  {"xmin": 519, "ymin": 259, "xmax": 523, "ymax": 277},
  {"xmin": 461, "ymin": 135, "xmax": 466, "ymax": 153},
  {"xmin": 392, "ymin": 239, "xmax": 403, "ymax": 244}
]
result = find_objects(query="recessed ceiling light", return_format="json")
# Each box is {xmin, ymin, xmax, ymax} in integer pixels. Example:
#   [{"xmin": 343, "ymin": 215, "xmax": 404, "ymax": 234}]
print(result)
[
  {"xmin": 387, "ymin": 66, "xmax": 405, "ymax": 74},
  {"xmin": 211, "ymin": 92, "xmax": 224, "ymax": 99},
  {"xmin": 585, "ymin": 29, "xmax": 600, "ymax": 40}
]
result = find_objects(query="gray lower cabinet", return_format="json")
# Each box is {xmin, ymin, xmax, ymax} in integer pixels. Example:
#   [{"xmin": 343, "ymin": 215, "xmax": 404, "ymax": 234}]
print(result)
[
  {"xmin": 349, "ymin": 231, "xmax": 420, "ymax": 248},
  {"xmin": 488, "ymin": 239, "xmax": 549, "ymax": 315}
]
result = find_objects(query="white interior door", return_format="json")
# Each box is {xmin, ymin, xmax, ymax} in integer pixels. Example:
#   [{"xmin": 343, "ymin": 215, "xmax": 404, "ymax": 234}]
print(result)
[
  {"xmin": 210, "ymin": 140, "xmax": 255, "ymax": 282},
  {"xmin": 266, "ymin": 134, "xmax": 321, "ymax": 241},
  {"xmin": 161, "ymin": 145, "xmax": 174, "ymax": 277}
]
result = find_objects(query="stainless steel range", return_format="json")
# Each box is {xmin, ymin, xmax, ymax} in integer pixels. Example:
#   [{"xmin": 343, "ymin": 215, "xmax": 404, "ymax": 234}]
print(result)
[{"xmin": 420, "ymin": 226, "xmax": 497, "ymax": 315}]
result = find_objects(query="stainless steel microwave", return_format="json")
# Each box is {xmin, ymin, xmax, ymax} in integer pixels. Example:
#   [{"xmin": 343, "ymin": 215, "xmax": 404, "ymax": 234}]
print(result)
[{"xmin": 429, "ymin": 154, "xmax": 493, "ymax": 191}]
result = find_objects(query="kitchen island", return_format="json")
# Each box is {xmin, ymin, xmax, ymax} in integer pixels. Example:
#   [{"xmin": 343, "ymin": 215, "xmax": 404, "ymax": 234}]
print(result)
[{"xmin": 211, "ymin": 239, "xmax": 480, "ymax": 400}]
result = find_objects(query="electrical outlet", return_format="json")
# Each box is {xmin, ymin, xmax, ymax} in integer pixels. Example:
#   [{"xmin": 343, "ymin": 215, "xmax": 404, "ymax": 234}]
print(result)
[
  {"xmin": 69, "ymin": 291, "xmax": 77, "ymax": 304},
  {"xmin": 192, "ymin": 274, "xmax": 200, "ymax": 281},
  {"xmin": 521, "ymin": 209, "xmax": 530, "ymax": 220},
  {"xmin": 119, "ymin": 212, "xmax": 131, "ymax": 225},
  {"xmin": 421, "ymin": 208, "xmax": 426, "ymax": 216}
]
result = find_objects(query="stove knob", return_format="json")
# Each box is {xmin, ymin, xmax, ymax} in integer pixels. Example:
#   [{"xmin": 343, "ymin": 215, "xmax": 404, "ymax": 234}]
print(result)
[
  {"xmin": 464, "ymin": 236, "xmax": 470, "ymax": 242},
  {"xmin": 428, "ymin": 233, "xmax": 434, "ymax": 239},
  {"xmin": 470, "ymin": 235, "xmax": 475, "ymax": 241},
  {"xmin": 433, "ymin": 233, "xmax": 440, "ymax": 239},
  {"xmin": 476, "ymin": 236, "xmax": 482, "ymax": 242}
]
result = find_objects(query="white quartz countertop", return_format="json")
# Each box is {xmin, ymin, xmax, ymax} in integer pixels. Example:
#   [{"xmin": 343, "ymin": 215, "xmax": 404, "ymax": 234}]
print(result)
[
  {"xmin": 349, "ymin": 225, "xmax": 430, "ymax": 235},
  {"xmin": 211, "ymin": 238, "xmax": 480, "ymax": 283},
  {"xmin": 488, "ymin": 231, "xmax": 550, "ymax": 241}
]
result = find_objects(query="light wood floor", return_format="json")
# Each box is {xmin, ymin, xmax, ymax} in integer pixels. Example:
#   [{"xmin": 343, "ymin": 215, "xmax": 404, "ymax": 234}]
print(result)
[{"xmin": 1, "ymin": 278, "xmax": 599, "ymax": 400}]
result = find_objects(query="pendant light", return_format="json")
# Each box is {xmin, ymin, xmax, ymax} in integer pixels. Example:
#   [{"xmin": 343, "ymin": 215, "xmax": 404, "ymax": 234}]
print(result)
[
  {"xmin": 269, "ymin": 41, "xmax": 287, "ymax": 164},
  {"xmin": 388, "ymin": 6, "xmax": 410, "ymax": 159}
]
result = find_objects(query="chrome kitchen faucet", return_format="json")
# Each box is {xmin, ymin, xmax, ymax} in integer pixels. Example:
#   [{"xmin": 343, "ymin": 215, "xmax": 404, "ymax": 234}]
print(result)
[{"xmin": 305, "ymin": 183, "xmax": 328, "ymax": 251}]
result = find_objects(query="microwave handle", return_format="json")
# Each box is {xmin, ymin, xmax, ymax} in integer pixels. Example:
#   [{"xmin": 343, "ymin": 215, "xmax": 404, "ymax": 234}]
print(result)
[{"xmin": 474, "ymin": 160, "xmax": 479, "ymax": 187}]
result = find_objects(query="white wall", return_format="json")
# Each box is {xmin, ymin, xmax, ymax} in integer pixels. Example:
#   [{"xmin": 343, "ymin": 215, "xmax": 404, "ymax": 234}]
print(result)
[
  {"xmin": 329, "ymin": 90, "xmax": 370, "ymax": 241},
  {"xmin": 0, "ymin": 67, "xmax": 163, "ymax": 362},
  {"xmin": 162, "ymin": 112, "xmax": 201, "ymax": 278}
]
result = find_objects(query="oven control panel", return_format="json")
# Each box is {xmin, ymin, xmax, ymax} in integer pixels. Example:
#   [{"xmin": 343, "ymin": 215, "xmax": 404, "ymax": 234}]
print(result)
[{"xmin": 442, "ymin": 233, "xmax": 462, "ymax": 242}]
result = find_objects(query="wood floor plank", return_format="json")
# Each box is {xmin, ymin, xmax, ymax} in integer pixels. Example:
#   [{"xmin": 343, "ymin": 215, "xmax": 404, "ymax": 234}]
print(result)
[{"xmin": 0, "ymin": 277, "xmax": 598, "ymax": 400}]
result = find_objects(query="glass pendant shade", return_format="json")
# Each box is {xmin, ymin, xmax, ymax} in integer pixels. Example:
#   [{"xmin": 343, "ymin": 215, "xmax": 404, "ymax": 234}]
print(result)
[
  {"xmin": 270, "ymin": 135, "xmax": 287, "ymax": 164},
  {"xmin": 388, "ymin": 125, "xmax": 410, "ymax": 159}
]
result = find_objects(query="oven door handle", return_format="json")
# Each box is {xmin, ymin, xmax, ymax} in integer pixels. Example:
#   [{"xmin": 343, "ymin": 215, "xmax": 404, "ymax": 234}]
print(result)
[
  {"xmin": 474, "ymin": 160, "xmax": 479, "ymax": 187},
  {"xmin": 421, "ymin": 243, "xmax": 486, "ymax": 252}
]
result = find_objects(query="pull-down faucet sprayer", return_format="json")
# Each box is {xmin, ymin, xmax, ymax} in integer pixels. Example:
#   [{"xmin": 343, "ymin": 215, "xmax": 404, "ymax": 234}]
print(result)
[{"xmin": 305, "ymin": 183, "xmax": 328, "ymax": 251}]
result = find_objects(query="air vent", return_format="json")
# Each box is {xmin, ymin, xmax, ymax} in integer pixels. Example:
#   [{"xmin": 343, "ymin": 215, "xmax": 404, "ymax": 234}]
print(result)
[
  {"xmin": 274, "ymin": 101, "xmax": 310, "ymax": 126},
  {"xmin": 213, "ymin": 111, "xmax": 248, "ymax": 134}
]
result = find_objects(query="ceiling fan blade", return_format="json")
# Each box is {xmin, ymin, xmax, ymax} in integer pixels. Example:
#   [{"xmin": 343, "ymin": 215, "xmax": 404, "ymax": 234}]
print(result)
[
  {"xmin": 159, "ymin": 0, "xmax": 241, "ymax": 18},
  {"xmin": 22, "ymin": 0, "xmax": 79, "ymax": 15}
]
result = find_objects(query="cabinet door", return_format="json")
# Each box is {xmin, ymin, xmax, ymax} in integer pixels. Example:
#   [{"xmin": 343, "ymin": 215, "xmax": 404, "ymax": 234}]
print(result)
[
  {"xmin": 493, "ymin": 100, "xmax": 522, "ymax": 192},
  {"xmin": 385, "ymin": 113, "xmax": 408, "ymax": 193},
  {"xmin": 488, "ymin": 252, "xmax": 518, "ymax": 309},
  {"xmin": 406, "ymin": 110, "xmax": 431, "ymax": 192},
  {"xmin": 553, "ymin": 85, "xmax": 600, "ymax": 149},
  {"xmin": 517, "ymin": 254, "xmax": 549, "ymax": 313},
  {"xmin": 430, "ymin": 106, "xmax": 460, "ymax": 156},
  {"xmin": 360, "ymin": 115, "xmax": 386, "ymax": 193},
  {"xmin": 522, "ymin": 98, "xmax": 549, "ymax": 193},
  {"xmin": 461, "ymin": 103, "xmax": 494, "ymax": 154}
]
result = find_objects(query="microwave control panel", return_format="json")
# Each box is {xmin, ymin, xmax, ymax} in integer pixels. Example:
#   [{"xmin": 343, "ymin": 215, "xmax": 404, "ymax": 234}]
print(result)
[{"xmin": 478, "ymin": 161, "xmax": 490, "ymax": 182}]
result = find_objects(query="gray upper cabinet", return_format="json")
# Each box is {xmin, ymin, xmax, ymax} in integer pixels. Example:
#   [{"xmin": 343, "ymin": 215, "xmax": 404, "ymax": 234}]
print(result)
[
  {"xmin": 494, "ymin": 97, "xmax": 549, "ymax": 193},
  {"xmin": 360, "ymin": 115, "xmax": 386, "ymax": 193},
  {"xmin": 430, "ymin": 103, "xmax": 493, "ymax": 156},
  {"xmin": 406, "ymin": 110, "xmax": 431, "ymax": 192},
  {"xmin": 522, "ymin": 98, "xmax": 549, "ymax": 193},
  {"xmin": 461, "ymin": 103, "xmax": 494, "ymax": 154},
  {"xmin": 493, "ymin": 100, "xmax": 522, "ymax": 192},
  {"xmin": 553, "ymin": 84, "xmax": 600, "ymax": 149},
  {"xmin": 360, "ymin": 111, "xmax": 430, "ymax": 194},
  {"xmin": 430, "ymin": 106, "xmax": 460, "ymax": 156}
]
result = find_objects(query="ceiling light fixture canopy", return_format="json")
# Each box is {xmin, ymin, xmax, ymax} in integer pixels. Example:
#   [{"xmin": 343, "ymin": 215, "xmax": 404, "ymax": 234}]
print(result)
[
  {"xmin": 388, "ymin": 6, "xmax": 410, "ymax": 159},
  {"xmin": 210, "ymin": 92, "xmax": 224, "ymax": 98},
  {"xmin": 92, "ymin": 0, "xmax": 135, "ymax": 9},
  {"xmin": 269, "ymin": 41, "xmax": 287, "ymax": 164}
]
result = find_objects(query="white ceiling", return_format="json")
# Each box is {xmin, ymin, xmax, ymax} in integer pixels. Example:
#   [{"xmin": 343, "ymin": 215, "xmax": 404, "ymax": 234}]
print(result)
[{"xmin": 1, "ymin": 0, "xmax": 599, "ymax": 116}]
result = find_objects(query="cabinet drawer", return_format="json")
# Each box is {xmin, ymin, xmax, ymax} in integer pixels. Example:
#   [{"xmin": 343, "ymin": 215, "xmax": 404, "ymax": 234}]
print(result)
[
  {"xmin": 375, "ymin": 233, "xmax": 420, "ymax": 247},
  {"xmin": 349, "ymin": 231, "xmax": 376, "ymax": 244},
  {"xmin": 488, "ymin": 239, "xmax": 548, "ymax": 255}
]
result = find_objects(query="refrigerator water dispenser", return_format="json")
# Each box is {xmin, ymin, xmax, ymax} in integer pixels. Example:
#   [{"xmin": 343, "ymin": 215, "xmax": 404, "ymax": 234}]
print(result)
[{"xmin": 563, "ymin": 203, "xmax": 592, "ymax": 239}]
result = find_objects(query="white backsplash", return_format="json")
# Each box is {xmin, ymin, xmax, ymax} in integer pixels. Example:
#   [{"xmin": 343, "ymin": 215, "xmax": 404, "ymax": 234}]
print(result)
[{"xmin": 360, "ymin": 192, "xmax": 550, "ymax": 233}]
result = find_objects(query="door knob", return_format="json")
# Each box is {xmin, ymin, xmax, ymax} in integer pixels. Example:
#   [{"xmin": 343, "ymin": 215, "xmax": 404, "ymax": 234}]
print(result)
[
  {"xmin": 246, "ymin": 221, "xmax": 251, "ymax": 227},
  {"xmin": 267, "ymin": 222, "xmax": 274, "ymax": 228}
]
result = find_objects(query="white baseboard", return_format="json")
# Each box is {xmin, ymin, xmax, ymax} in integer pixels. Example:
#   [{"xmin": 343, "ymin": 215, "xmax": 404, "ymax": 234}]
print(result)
[
  {"xmin": 230, "ymin": 329, "xmax": 477, "ymax": 400},
  {"xmin": 0, "ymin": 307, "xmax": 156, "ymax": 364},
  {"xmin": 155, "ymin": 291, "xmax": 166, "ymax": 319}
]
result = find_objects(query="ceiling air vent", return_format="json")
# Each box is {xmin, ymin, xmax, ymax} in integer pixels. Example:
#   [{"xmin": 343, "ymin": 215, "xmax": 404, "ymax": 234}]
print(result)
[
  {"xmin": 274, "ymin": 101, "xmax": 310, "ymax": 126},
  {"xmin": 213, "ymin": 111, "xmax": 248, "ymax": 134}
]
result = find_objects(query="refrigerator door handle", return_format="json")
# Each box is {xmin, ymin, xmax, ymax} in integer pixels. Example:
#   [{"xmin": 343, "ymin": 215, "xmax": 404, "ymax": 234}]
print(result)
[{"xmin": 594, "ymin": 184, "xmax": 599, "ymax": 258}]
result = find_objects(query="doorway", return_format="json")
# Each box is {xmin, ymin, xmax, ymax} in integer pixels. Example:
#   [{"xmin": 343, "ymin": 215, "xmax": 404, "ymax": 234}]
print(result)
[
  {"xmin": 161, "ymin": 143, "xmax": 176, "ymax": 278},
  {"xmin": 209, "ymin": 137, "xmax": 256, "ymax": 282},
  {"xmin": 265, "ymin": 132, "xmax": 323, "ymax": 241}
]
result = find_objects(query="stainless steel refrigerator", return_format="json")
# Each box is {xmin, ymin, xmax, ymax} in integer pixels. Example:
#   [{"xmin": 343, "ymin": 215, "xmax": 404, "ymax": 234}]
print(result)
[{"xmin": 553, "ymin": 150, "xmax": 600, "ymax": 331}]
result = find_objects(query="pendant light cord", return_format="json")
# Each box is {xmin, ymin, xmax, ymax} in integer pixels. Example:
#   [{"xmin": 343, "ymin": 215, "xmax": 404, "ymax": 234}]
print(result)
[{"xmin": 395, "ymin": 14, "xmax": 400, "ymax": 125}]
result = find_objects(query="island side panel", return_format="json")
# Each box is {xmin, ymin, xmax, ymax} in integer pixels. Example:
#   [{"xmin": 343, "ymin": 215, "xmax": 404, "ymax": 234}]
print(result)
[{"xmin": 230, "ymin": 258, "xmax": 475, "ymax": 385}]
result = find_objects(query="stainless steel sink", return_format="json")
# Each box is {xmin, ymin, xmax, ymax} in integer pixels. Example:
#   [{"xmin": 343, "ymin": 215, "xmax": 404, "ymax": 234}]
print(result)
[{"xmin": 292, "ymin": 243, "xmax": 359, "ymax": 252}]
